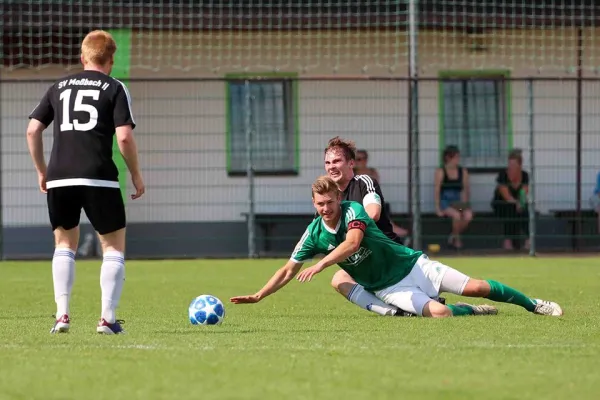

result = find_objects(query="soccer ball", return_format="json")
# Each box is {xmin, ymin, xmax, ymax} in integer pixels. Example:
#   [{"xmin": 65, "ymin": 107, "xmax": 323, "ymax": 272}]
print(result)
[{"xmin": 188, "ymin": 294, "xmax": 225, "ymax": 326}]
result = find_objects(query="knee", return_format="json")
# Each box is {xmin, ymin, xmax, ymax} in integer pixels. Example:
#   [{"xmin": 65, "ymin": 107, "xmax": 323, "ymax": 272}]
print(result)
[
  {"xmin": 98, "ymin": 228, "xmax": 126, "ymax": 254},
  {"xmin": 446, "ymin": 210, "xmax": 461, "ymax": 221},
  {"xmin": 54, "ymin": 227, "xmax": 79, "ymax": 252},
  {"xmin": 462, "ymin": 279, "xmax": 491, "ymax": 297},
  {"xmin": 422, "ymin": 300, "xmax": 453, "ymax": 318},
  {"xmin": 463, "ymin": 210, "xmax": 473, "ymax": 222},
  {"xmin": 330, "ymin": 270, "xmax": 356, "ymax": 295}
]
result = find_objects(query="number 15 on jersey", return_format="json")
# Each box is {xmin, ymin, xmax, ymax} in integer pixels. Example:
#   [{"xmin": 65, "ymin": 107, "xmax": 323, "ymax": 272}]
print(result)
[{"xmin": 59, "ymin": 89, "xmax": 100, "ymax": 132}]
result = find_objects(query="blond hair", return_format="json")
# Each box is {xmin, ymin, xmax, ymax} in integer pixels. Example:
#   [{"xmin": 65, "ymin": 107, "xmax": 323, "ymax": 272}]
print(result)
[
  {"xmin": 312, "ymin": 176, "xmax": 341, "ymax": 198},
  {"xmin": 81, "ymin": 30, "xmax": 117, "ymax": 66},
  {"xmin": 324, "ymin": 136, "xmax": 357, "ymax": 161}
]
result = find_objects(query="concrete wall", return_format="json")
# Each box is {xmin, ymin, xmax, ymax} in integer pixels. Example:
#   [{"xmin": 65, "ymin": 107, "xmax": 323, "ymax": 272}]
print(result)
[{"xmin": 2, "ymin": 28, "xmax": 600, "ymax": 257}]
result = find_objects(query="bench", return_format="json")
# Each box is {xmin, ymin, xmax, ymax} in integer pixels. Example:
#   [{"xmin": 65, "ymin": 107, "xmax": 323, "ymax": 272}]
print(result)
[
  {"xmin": 241, "ymin": 213, "xmax": 315, "ymax": 252},
  {"xmin": 550, "ymin": 209, "xmax": 598, "ymax": 250},
  {"xmin": 241, "ymin": 211, "xmax": 508, "ymax": 254}
]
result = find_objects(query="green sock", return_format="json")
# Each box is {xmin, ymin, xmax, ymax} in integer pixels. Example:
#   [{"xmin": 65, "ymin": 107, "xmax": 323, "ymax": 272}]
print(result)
[
  {"xmin": 486, "ymin": 280, "xmax": 537, "ymax": 312},
  {"xmin": 447, "ymin": 304, "xmax": 475, "ymax": 316}
]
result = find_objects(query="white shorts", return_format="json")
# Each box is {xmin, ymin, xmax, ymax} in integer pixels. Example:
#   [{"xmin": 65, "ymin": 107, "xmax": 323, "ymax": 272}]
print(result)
[{"xmin": 374, "ymin": 254, "xmax": 470, "ymax": 316}]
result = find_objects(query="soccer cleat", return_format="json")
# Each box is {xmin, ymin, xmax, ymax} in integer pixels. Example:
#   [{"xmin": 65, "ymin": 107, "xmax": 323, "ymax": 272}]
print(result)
[
  {"xmin": 50, "ymin": 314, "xmax": 70, "ymax": 333},
  {"xmin": 437, "ymin": 297, "xmax": 446, "ymax": 305},
  {"xmin": 533, "ymin": 299, "xmax": 563, "ymax": 316},
  {"xmin": 96, "ymin": 318, "xmax": 126, "ymax": 335},
  {"xmin": 394, "ymin": 309, "xmax": 417, "ymax": 317},
  {"xmin": 455, "ymin": 302, "xmax": 499, "ymax": 315}
]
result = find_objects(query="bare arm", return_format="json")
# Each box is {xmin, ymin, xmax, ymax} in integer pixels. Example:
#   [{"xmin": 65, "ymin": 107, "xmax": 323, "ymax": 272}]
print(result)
[
  {"xmin": 230, "ymin": 259, "xmax": 304, "ymax": 303},
  {"xmin": 317, "ymin": 228, "xmax": 363, "ymax": 269},
  {"xmin": 359, "ymin": 175, "xmax": 383, "ymax": 221},
  {"xmin": 461, "ymin": 168, "xmax": 470, "ymax": 203},
  {"xmin": 116, "ymin": 125, "xmax": 141, "ymax": 177},
  {"xmin": 498, "ymin": 186, "xmax": 517, "ymax": 203},
  {"xmin": 26, "ymin": 119, "xmax": 47, "ymax": 176},
  {"xmin": 434, "ymin": 168, "xmax": 443, "ymax": 211},
  {"xmin": 296, "ymin": 227, "xmax": 364, "ymax": 282},
  {"xmin": 364, "ymin": 203, "xmax": 381, "ymax": 221}
]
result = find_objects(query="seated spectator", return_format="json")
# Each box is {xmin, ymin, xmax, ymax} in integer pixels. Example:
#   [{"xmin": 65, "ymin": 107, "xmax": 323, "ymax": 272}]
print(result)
[
  {"xmin": 354, "ymin": 149, "xmax": 410, "ymax": 241},
  {"xmin": 434, "ymin": 145, "xmax": 473, "ymax": 249},
  {"xmin": 491, "ymin": 149, "xmax": 530, "ymax": 251},
  {"xmin": 590, "ymin": 170, "xmax": 600, "ymax": 233}
]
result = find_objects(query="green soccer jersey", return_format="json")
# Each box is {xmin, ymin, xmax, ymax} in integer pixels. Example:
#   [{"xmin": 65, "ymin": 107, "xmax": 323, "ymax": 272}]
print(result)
[{"xmin": 290, "ymin": 201, "xmax": 423, "ymax": 292}]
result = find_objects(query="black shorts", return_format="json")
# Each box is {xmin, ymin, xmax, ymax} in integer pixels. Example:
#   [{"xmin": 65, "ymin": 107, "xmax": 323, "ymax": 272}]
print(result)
[{"xmin": 47, "ymin": 186, "xmax": 126, "ymax": 235}]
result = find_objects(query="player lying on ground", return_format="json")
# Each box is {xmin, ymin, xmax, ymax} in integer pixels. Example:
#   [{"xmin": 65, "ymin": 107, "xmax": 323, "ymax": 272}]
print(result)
[
  {"xmin": 322, "ymin": 136, "xmax": 431, "ymax": 317},
  {"xmin": 27, "ymin": 30, "xmax": 145, "ymax": 334},
  {"xmin": 231, "ymin": 176, "xmax": 563, "ymax": 318}
]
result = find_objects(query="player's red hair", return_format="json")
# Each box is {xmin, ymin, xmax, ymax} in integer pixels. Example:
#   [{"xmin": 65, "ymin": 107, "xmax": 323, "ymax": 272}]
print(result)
[{"xmin": 81, "ymin": 30, "xmax": 117, "ymax": 66}]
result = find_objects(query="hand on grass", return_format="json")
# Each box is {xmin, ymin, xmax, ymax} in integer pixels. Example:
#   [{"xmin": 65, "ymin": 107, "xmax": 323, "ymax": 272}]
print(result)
[
  {"xmin": 296, "ymin": 263, "xmax": 325, "ymax": 282},
  {"xmin": 230, "ymin": 294, "xmax": 261, "ymax": 304}
]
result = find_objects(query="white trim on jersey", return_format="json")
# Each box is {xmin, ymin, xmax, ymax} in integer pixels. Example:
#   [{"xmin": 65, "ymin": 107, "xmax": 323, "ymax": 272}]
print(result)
[
  {"xmin": 363, "ymin": 192, "xmax": 382, "ymax": 207},
  {"xmin": 29, "ymin": 101, "xmax": 42, "ymax": 116},
  {"xmin": 345, "ymin": 206, "xmax": 356, "ymax": 223},
  {"xmin": 115, "ymin": 79, "xmax": 136, "ymax": 126},
  {"xmin": 355, "ymin": 174, "xmax": 376, "ymax": 193},
  {"xmin": 46, "ymin": 178, "xmax": 120, "ymax": 189},
  {"xmin": 290, "ymin": 228, "xmax": 311, "ymax": 262},
  {"xmin": 322, "ymin": 216, "xmax": 341, "ymax": 234}
]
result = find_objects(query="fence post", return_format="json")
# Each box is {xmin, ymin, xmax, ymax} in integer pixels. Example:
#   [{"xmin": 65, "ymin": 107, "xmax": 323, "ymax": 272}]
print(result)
[
  {"xmin": 527, "ymin": 78, "xmax": 536, "ymax": 256},
  {"xmin": 244, "ymin": 80, "xmax": 257, "ymax": 258},
  {"xmin": 0, "ymin": 80, "xmax": 3, "ymax": 260},
  {"xmin": 408, "ymin": 0, "xmax": 421, "ymax": 250}
]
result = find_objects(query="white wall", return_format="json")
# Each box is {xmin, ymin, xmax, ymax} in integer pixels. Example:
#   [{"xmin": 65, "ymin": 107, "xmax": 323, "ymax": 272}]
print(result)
[{"xmin": 2, "ymin": 28, "xmax": 600, "ymax": 226}]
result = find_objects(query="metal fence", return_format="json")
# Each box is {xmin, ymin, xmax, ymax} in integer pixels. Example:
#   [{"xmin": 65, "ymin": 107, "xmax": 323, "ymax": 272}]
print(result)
[{"xmin": 1, "ymin": 76, "xmax": 599, "ymax": 259}]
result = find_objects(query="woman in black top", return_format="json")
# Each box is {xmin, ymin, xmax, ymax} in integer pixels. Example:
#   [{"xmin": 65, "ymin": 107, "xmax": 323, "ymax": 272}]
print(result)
[
  {"xmin": 434, "ymin": 146, "xmax": 473, "ymax": 249},
  {"xmin": 491, "ymin": 149, "xmax": 530, "ymax": 250}
]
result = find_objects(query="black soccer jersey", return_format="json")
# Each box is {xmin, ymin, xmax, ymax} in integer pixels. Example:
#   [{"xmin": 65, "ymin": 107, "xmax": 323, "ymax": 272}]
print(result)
[
  {"xmin": 28, "ymin": 70, "xmax": 136, "ymax": 189},
  {"xmin": 342, "ymin": 175, "xmax": 398, "ymax": 241}
]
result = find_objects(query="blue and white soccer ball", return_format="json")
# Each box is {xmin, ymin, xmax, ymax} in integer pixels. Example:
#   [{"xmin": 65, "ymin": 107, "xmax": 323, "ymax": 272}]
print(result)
[{"xmin": 188, "ymin": 294, "xmax": 225, "ymax": 326}]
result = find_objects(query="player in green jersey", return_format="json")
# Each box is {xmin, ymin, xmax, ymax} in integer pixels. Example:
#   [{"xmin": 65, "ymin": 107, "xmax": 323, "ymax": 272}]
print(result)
[{"xmin": 231, "ymin": 176, "xmax": 563, "ymax": 318}]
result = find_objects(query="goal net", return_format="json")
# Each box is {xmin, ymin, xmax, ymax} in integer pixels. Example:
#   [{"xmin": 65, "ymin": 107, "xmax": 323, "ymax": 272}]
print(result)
[{"xmin": 3, "ymin": 1, "xmax": 597, "ymax": 76}]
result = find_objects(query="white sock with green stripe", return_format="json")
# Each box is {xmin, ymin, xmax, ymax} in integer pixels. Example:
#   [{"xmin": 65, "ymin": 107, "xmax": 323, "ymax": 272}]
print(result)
[{"xmin": 347, "ymin": 283, "xmax": 398, "ymax": 316}]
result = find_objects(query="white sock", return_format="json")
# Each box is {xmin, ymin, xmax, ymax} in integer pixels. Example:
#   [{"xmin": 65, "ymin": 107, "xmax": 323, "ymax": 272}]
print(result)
[
  {"xmin": 347, "ymin": 283, "xmax": 398, "ymax": 316},
  {"xmin": 100, "ymin": 251, "xmax": 125, "ymax": 324},
  {"xmin": 52, "ymin": 248, "xmax": 75, "ymax": 317}
]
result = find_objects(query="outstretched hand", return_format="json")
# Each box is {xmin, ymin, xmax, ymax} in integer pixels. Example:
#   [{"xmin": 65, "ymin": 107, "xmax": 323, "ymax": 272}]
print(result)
[
  {"xmin": 296, "ymin": 263, "xmax": 325, "ymax": 282},
  {"xmin": 230, "ymin": 294, "xmax": 261, "ymax": 304}
]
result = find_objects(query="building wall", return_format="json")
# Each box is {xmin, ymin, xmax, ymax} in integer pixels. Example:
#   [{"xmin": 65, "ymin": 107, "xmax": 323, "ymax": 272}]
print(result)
[{"xmin": 2, "ymin": 29, "xmax": 599, "ymax": 231}]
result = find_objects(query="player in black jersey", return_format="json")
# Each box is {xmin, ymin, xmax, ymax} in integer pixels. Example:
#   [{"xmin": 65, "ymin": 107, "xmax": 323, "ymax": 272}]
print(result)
[
  {"xmin": 27, "ymin": 30, "xmax": 145, "ymax": 335},
  {"xmin": 322, "ymin": 137, "xmax": 444, "ymax": 317}
]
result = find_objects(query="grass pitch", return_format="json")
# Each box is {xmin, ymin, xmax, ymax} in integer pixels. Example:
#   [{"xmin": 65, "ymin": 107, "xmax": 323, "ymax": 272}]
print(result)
[{"xmin": 1, "ymin": 257, "xmax": 599, "ymax": 400}]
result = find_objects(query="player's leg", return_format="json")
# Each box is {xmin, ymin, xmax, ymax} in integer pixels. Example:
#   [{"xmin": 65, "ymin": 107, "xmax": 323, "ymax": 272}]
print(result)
[
  {"xmin": 47, "ymin": 187, "xmax": 83, "ymax": 333},
  {"xmin": 375, "ymin": 279, "xmax": 460, "ymax": 318},
  {"xmin": 442, "ymin": 207, "xmax": 464, "ymax": 248},
  {"xmin": 383, "ymin": 257, "xmax": 494, "ymax": 317},
  {"xmin": 460, "ymin": 208, "xmax": 473, "ymax": 234},
  {"xmin": 437, "ymin": 261, "xmax": 563, "ymax": 316},
  {"xmin": 83, "ymin": 187, "xmax": 127, "ymax": 334},
  {"xmin": 331, "ymin": 270, "xmax": 407, "ymax": 316}
]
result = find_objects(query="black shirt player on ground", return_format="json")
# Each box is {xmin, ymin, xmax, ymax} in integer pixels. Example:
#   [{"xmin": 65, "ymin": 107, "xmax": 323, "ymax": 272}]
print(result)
[
  {"xmin": 321, "ymin": 137, "xmax": 444, "ymax": 317},
  {"xmin": 26, "ymin": 30, "xmax": 145, "ymax": 335}
]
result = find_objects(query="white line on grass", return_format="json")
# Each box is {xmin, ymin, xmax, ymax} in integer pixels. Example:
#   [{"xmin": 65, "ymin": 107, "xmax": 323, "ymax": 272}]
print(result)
[{"xmin": 0, "ymin": 343, "xmax": 597, "ymax": 351}]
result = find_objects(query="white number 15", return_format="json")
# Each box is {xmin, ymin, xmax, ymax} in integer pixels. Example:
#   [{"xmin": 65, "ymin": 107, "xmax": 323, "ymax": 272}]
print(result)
[{"xmin": 59, "ymin": 89, "xmax": 100, "ymax": 132}]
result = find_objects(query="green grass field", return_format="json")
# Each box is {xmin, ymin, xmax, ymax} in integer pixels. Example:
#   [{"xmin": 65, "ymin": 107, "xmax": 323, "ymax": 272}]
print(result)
[{"xmin": 1, "ymin": 257, "xmax": 599, "ymax": 400}]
